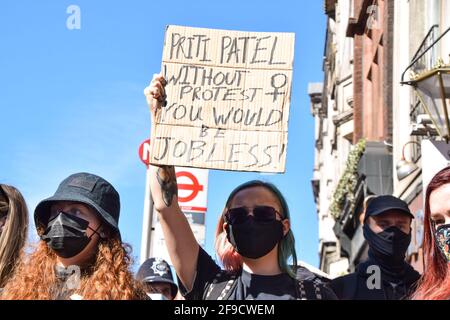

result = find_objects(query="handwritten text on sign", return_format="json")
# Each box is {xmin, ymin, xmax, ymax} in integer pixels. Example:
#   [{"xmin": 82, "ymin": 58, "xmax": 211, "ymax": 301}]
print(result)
[{"xmin": 150, "ymin": 25, "xmax": 295, "ymax": 173}]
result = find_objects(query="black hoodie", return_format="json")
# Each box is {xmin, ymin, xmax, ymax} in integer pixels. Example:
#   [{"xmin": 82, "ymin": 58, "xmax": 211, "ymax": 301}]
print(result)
[{"xmin": 330, "ymin": 258, "xmax": 420, "ymax": 300}]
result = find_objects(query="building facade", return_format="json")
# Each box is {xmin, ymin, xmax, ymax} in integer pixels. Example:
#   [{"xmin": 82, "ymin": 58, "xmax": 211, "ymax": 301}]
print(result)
[
  {"xmin": 392, "ymin": 0, "xmax": 450, "ymax": 273},
  {"xmin": 311, "ymin": 0, "xmax": 450, "ymax": 276}
]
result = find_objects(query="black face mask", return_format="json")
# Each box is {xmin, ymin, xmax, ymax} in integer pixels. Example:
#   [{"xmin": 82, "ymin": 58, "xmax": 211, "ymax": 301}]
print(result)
[
  {"xmin": 363, "ymin": 224, "xmax": 411, "ymax": 267},
  {"xmin": 41, "ymin": 211, "xmax": 100, "ymax": 259},
  {"xmin": 226, "ymin": 217, "xmax": 284, "ymax": 259}
]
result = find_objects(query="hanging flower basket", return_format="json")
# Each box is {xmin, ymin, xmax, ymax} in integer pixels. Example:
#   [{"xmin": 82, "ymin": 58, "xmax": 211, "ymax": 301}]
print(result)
[{"xmin": 329, "ymin": 139, "xmax": 366, "ymax": 219}]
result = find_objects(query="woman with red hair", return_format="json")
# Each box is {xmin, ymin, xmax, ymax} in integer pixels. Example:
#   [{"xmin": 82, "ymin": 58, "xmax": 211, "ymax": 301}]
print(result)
[
  {"xmin": 1, "ymin": 172, "xmax": 146, "ymax": 300},
  {"xmin": 144, "ymin": 75, "xmax": 336, "ymax": 300},
  {"xmin": 412, "ymin": 166, "xmax": 450, "ymax": 300}
]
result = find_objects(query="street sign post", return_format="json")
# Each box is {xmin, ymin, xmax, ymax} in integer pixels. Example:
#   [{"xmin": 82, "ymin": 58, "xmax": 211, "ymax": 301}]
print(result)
[{"xmin": 139, "ymin": 140, "xmax": 209, "ymax": 263}]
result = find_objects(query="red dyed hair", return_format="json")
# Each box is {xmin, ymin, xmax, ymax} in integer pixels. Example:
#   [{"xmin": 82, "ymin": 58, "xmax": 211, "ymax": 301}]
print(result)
[
  {"xmin": 412, "ymin": 166, "xmax": 450, "ymax": 300},
  {"xmin": 214, "ymin": 214, "xmax": 243, "ymax": 272},
  {"xmin": 214, "ymin": 180, "xmax": 297, "ymax": 277},
  {"xmin": 1, "ymin": 236, "xmax": 146, "ymax": 300}
]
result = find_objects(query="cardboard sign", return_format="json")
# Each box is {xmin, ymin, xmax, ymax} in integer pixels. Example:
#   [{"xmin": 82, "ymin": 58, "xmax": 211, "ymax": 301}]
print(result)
[{"xmin": 150, "ymin": 25, "xmax": 295, "ymax": 173}]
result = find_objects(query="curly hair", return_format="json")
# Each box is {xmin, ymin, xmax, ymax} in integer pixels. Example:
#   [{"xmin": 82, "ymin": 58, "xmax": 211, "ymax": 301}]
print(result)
[{"xmin": 1, "ymin": 235, "xmax": 146, "ymax": 300}]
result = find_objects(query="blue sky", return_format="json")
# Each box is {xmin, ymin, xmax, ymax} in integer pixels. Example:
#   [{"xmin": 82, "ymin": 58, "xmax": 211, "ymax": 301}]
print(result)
[{"xmin": 0, "ymin": 1, "xmax": 326, "ymax": 270}]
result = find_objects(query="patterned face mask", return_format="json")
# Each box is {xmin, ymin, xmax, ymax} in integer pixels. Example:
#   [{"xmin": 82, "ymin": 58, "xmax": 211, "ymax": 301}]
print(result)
[{"xmin": 435, "ymin": 224, "xmax": 450, "ymax": 262}]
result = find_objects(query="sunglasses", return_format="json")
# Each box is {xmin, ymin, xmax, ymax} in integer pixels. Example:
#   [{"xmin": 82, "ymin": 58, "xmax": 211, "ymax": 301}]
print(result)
[{"xmin": 224, "ymin": 206, "xmax": 283, "ymax": 224}]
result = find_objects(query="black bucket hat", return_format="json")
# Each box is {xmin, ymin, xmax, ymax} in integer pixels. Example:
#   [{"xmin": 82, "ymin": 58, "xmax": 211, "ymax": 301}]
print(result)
[
  {"xmin": 34, "ymin": 172, "xmax": 120, "ymax": 235},
  {"xmin": 137, "ymin": 258, "xmax": 178, "ymax": 299}
]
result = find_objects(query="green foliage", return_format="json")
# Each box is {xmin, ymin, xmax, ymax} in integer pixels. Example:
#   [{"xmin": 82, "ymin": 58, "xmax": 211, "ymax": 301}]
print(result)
[{"xmin": 329, "ymin": 139, "xmax": 366, "ymax": 219}]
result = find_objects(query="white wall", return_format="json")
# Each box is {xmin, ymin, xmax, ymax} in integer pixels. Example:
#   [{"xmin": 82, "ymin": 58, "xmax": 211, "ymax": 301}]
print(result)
[{"xmin": 392, "ymin": 0, "xmax": 412, "ymax": 196}]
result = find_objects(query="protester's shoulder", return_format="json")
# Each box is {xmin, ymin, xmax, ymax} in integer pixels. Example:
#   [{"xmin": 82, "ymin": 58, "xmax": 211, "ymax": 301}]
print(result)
[
  {"xmin": 209, "ymin": 269, "xmax": 238, "ymax": 284},
  {"xmin": 296, "ymin": 265, "xmax": 332, "ymax": 284},
  {"xmin": 197, "ymin": 245, "xmax": 214, "ymax": 260},
  {"xmin": 295, "ymin": 266, "xmax": 338, "ymax": 300},
  {"xmin": 404, "ymin": 264, "xmax": 421, "ymax": 284},
  {"xmin": 330, "ymin": 272, "xmax": 358, "ymax": 289},
  {"xmin": 330, "ymin": 272, "xmax": 357, "ymax": 284},
  {"xmin": 201, "ymin": 268, "xmax": 241, "ymax": 300},
  {"xmin": 295, "ymin": 278, "xmax": 338, "ymax": 300},
  {"xmin": 317, "ymin": 282, "xmax": 339, "ymax": 300},
  {"xmin": 409, "ymin": 269, "xmax": 421, "ymax": 283},
  {"xmin": 407, "ymin": 264, "xmax": 421, "ymax": 277},
  {"xmin": 178, "ymin": 246, "xmax": 224, "ymax": 300},
  {"xmin": 197, "ymin": 246, "xmax": 221, "ymax": 272}
]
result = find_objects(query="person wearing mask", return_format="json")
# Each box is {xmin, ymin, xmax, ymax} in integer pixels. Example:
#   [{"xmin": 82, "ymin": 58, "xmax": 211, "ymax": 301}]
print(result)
[
  {"xmin": 412, "ymin": 166, "xmax": 450, "ymax": 299},
  {"xmin": 1, "ymin": 173, "xmax": 146, "ymax": 300},
  {"xmin": 0, "ymin": 184, "xmax": 29, "ymax": 291},
  {"xmin": 143, "ymin": 74, "xmax": 336, "ymax": 300},
  {"xmin": 330, "ymin": 195, "xmax": 420, "ymax": 300},
  {"xmin": 137, "ymin": 257, "xmax": 178, "ymax": 300}
]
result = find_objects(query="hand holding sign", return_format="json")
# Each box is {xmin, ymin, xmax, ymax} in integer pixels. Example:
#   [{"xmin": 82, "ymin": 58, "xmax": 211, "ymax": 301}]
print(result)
[{"xmin": 144, "ymin": 73, "xmax": 167, "ymax": 119}]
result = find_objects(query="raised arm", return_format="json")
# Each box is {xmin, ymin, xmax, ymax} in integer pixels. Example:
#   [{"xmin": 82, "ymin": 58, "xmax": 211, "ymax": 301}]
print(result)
[{"xmin": 144, "ymin": 74, "xmax": 200, "ymax": 291}]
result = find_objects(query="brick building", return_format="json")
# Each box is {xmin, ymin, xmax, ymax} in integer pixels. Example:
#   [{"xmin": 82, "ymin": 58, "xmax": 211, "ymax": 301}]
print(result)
[{"xmin": 309, "ymin": 0, "xmax": 450, "ymax": 275}]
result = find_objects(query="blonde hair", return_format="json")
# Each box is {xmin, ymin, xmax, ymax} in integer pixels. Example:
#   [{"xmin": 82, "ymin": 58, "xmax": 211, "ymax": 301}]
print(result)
[{"xmin": 0, "ymin": 184, "xmax": 28, "ymax": 288}]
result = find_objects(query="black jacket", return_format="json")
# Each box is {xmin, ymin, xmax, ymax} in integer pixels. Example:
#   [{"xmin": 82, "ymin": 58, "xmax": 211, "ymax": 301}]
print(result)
[{"xmin": 330, "ymin": 260, "xmax": 420, "ymax": 300}]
